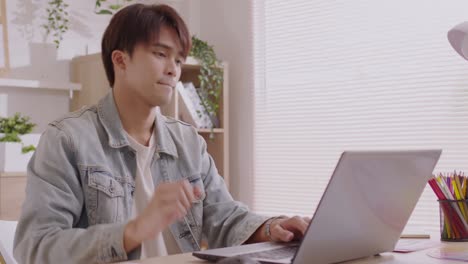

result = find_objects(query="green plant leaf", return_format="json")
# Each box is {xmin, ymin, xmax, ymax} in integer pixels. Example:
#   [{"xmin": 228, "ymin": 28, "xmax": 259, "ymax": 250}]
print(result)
[
  {"xmin": 44, "ymin": 0, "xmax": 69, "ymax": 48},
  {"xmin": 21, "ymin": 145, "xmax": 36, "ymax": 154},
  {"xmin": 0, "ymin": 133, "xmax": 21, "ymax": 143},
  {"xmin": 109, "ymin": 4, "xmax": 122, "ymax": 10},
  {"xmin": 96, "ymin": 9, "xmax": 113, "ymax": 15}
]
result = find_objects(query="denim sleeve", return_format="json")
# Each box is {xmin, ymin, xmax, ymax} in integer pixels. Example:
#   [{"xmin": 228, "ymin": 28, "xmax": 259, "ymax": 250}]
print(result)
[
  {"xmin": 199, "ymin": 135, "xmax": 270, "ymax": 248},
  {"xmin": 13, "ymin": 125, "xmax": 130, "ymax": 264}
]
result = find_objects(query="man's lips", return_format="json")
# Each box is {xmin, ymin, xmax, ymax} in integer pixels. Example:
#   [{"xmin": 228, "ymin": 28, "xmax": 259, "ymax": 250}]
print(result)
[{"xmin": 157, "ymin": 81, "xmax": 175, "ymax": 88}]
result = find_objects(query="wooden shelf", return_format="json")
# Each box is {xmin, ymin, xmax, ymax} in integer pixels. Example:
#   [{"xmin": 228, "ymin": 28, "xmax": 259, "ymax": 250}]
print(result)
[
  {"xmin": 0, "ymin": 0, "xmax": 9, "ymax": 75},
  {"xmin": 0, "ymin": 172, "xmax": 26, "ymax": 220},
  {"xmin": 0, "ymin": 172, "xmax": 27, "ymax": 178},
  {"xmin": 0, "ymin": 78, "xmax": 81, "ymax": 91},
  {"xmin": 197, "ymin": 128, "xmax": 224, "ymax": 133},
  {"xmin": 183, "ymin": 57, "xmax": 226, "ymax": 70}
]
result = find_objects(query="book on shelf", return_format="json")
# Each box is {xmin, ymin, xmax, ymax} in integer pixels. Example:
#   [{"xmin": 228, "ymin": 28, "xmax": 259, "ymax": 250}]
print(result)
[{"xmin": 176, "ymin": 82, "xmax": 213, "ymax": 129}]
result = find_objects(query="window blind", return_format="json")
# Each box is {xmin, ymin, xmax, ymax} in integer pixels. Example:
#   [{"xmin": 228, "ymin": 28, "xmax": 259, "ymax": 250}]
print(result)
[{"xmin": 253, "ymin": 0, "xmax": 468, "ymax": 232}]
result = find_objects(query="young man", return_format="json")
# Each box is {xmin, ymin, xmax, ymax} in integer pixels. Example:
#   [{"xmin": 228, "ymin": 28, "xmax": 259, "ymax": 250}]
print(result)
[{"xmin": 13, "ymin": 4, "xmax": 310, "ymax": 263}]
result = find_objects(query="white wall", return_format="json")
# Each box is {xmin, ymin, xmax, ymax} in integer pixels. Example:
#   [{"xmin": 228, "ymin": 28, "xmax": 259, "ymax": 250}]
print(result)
[
  {"xmin": 2, "ymin": 0, "xmax": 196, "ymax": 132},
  {"xmin": 2, "ymin": 0, "xmax": 112, "ymax": 132},
  {"xmin": 5, "ymin": 0, "xmax": 197, "ymax": 82},
  {"xmin": 0, "ymin": 86, "xmax": 70, "ymax": 132},
  {"xmin": 6, "ymin": 0, "xmax": 112, "ymax": 82},
  {"xmin": 197, "ymin": 0, "xmax": 255, "ymax": 205}
]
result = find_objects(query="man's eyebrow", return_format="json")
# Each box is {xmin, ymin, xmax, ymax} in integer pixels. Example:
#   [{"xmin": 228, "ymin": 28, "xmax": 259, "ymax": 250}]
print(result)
[{"xmin": 152, "ymin": 43, "xmax": 184, "ymax": 57}]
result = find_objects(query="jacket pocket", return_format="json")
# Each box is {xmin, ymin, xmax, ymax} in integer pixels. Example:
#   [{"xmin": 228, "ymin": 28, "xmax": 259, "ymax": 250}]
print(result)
[
  {"xmin": 85, "ymin": 169, "xmax": 125, "ymax": 225},
  {"xmin": 88, "ymin": 171, "xmax": 124, "ymax": 197}
]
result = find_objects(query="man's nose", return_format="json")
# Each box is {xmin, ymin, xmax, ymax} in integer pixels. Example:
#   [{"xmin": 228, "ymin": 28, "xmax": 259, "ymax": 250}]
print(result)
[{"xmin": 165, "ymin": 60, "xmax": 177, "ymax": 77}]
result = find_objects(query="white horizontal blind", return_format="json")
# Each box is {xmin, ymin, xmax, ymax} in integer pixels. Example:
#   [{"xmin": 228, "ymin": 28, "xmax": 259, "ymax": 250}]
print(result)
[{"xmin": 253, "ymin": 0, "xmax": 468, "ymax": 232}]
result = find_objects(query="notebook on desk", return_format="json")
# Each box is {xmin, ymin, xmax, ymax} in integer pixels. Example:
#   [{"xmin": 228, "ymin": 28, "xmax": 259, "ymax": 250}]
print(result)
[{"xmin": 193, "ymin": 150, "xmax": 442, "ymax": 264}]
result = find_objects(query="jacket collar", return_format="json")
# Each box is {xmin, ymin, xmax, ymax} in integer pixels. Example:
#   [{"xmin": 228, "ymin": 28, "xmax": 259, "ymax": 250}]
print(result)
[{"xmin": 97, "ymin": 90, "xmax": 178, "ymax": 158}]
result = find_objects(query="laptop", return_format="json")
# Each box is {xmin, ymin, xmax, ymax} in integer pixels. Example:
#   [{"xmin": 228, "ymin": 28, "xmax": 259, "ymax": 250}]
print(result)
[{"xmin": 193, "ymin": 150, "xmax": 442, "ymax": 264}]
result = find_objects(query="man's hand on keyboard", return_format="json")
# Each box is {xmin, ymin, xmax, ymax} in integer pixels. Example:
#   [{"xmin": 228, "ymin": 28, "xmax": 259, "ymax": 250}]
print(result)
[{"xmin": 270, "ymin": 216, "xmax": 311, "ymax": 242}]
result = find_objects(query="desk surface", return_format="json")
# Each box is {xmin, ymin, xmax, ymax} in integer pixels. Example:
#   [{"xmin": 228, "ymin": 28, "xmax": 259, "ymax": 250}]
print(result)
[{"xmin": 120, "ymin": 240, "xmax": 468, "ymax": 264}]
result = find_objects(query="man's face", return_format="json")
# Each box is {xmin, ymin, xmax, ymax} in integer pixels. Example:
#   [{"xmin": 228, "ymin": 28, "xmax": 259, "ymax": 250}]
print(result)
[{"xmin": 124, "ymin": 25, "xmax": 185, "ymax": 107}]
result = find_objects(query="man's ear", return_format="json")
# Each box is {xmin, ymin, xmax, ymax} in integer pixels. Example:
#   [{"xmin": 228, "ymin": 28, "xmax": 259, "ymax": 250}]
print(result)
[{"xmin": 111, "ymin": 50, "xmax": 128, "ymax": 71}]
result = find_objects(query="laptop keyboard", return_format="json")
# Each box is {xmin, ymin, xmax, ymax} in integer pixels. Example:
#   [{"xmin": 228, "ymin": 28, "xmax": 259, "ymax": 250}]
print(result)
[{"xmin": 237, "ymin": 245, "xmax": 299, "ymax": 260}]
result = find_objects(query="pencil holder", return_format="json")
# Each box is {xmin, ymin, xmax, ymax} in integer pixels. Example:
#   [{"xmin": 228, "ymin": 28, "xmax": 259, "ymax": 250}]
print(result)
[{"xmin": 438, "ymin": 199, "xmax": 468, "ymax": 241}]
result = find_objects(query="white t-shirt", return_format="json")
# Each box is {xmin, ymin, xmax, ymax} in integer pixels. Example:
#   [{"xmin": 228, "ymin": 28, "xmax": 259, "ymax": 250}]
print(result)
[{"xmin": 126, "ymin": 130, "xmax": 181, "ymax": 258}]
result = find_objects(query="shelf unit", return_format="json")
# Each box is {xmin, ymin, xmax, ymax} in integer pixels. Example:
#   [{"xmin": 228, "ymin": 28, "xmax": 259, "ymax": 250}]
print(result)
[
  {"xmin": 0, "ymin": 172, "xmax": 27, "ymax": 220},
  {"xmin": 70, "ymin": 54, "xmax": 230, "ymax": 190}
]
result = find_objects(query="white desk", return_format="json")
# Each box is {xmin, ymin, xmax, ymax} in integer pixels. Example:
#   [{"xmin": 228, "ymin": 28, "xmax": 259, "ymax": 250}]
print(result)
[{"xmin": 120, "ymin": 240, "xmax": 468, "ymax": 264}]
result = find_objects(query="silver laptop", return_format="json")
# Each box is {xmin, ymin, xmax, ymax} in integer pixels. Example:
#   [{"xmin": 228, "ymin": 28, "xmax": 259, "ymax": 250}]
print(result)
[{"xmin": 193, "ymin": 150, "xmax": 442, "ymax": 264}]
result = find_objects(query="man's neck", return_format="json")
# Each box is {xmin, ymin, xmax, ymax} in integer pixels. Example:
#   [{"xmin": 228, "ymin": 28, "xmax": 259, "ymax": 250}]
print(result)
[{"xmin": 113, "ymin": 84, "xmax": 156, "ymax": 146}]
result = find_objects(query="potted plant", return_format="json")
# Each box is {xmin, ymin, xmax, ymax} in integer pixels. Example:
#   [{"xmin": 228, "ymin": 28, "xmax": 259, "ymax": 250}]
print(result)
[
  {"xmin": 0, "ymin": 113, "xmax": 37, "ymax": 172},
  {"xmin": 43, "ymin": 0, "xmax": 124, "ymax": 48},
  {"xmin": 43, "ymin": 0, "xmax": 70, "ymax": 48},
  {"xmin": 189, "ymin": 36, "xmax": 223, "ymax": 133}
]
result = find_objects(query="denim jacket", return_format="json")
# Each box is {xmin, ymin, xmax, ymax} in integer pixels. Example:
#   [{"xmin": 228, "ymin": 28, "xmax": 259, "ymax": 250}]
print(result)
[{"xmin": 13, "ymin": 91, "xmax": 268, "ymax": 264}]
